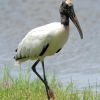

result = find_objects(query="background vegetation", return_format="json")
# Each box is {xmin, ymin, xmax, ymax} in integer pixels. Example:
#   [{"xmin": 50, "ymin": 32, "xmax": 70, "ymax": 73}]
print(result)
[{"xmin": 0, "ymin": 66, "xmax": 100, "ymax": 100}]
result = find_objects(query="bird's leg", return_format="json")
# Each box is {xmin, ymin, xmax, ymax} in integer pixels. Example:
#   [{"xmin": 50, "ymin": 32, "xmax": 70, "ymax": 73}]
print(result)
[
  {"xmin": 41, "ymin": 61, "xmax": 55, "ymax": 100},
  {"xmin": 31, "ymin": 60, "xmax": 50, "ymax": 91},
  {"xmin": 41, "ymin": 61, "xmax": 50, "ymax": 100}
]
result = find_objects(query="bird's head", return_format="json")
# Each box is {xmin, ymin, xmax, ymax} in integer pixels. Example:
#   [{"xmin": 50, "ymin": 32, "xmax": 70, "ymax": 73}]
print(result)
[{"xmin": 60, "ymin": 0, "xmax": 83, "ymax": 39}]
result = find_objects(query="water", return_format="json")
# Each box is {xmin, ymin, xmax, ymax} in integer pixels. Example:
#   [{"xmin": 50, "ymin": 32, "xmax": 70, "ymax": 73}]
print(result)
[{"xmin": 0, "ymin": 0, "xmax": 100, "ymax": 89}]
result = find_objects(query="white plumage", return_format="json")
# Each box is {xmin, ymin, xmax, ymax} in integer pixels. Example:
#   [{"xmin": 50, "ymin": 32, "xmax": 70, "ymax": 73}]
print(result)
[
  {"xmin": 15, "ymin": 22, "xmax": 69, "ymax": 63},
  {"xmin": 14, "ymin": 0, "xmax": 83, "ymax": 99}
]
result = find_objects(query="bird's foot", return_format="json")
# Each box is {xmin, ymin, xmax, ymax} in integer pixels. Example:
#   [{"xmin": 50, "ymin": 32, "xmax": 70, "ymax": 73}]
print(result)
[{"xmin": 48, "ymin": 89, "xmax": 55, "ymax": 100}]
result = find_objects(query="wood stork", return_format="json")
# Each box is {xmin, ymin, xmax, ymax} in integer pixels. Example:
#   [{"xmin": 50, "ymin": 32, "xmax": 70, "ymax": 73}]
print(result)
[{"xmin": 14, "ymin": 0, "xmax": 83, "ymax": 99}]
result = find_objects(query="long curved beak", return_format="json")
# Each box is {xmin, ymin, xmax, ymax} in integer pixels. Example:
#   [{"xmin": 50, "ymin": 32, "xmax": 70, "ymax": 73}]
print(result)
[{"xmin": 69, "ymin": 6, "xmax": 83, "ymax": 39}]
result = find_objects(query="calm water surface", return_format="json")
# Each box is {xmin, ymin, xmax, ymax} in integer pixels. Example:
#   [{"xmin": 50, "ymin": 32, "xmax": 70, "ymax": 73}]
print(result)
[{"xmin": 0, "ymin": 0, "xmax": 100, "ymax": 89}]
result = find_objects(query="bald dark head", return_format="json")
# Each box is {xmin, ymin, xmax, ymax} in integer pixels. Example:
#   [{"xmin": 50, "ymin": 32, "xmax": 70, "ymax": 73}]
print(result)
[{"xmin": 59, "ymin": 0, "xmax": 83, "ymax": 39}]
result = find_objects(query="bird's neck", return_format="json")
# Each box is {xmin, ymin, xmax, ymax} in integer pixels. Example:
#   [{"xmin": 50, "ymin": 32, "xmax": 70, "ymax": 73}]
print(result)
[{"xmin": 60, "ymin": 15, "xmax": 69, "ymax": 26}]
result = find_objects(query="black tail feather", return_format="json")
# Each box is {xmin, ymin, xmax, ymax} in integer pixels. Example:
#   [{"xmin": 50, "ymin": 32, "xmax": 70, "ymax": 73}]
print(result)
[{"xmin": 15, "ymin": 49, "xmax": 17, "ymax": 52}]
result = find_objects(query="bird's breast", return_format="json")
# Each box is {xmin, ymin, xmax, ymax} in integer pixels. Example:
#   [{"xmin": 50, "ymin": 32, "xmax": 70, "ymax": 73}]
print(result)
[{"xmin": 44, "ymin": 25, "xmax": 69, "ymax": 57}]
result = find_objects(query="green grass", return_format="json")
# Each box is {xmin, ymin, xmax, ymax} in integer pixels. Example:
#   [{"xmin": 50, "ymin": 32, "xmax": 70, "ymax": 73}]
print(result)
[{"xmin": 0, "ymin": 66, "xmax": 100, "ymax": 100}]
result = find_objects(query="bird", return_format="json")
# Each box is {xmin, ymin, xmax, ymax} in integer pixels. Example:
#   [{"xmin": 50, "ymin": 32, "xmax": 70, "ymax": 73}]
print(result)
[{"xmin": 14, "ymin": 0, "xmax": 83, "ymax": 100}]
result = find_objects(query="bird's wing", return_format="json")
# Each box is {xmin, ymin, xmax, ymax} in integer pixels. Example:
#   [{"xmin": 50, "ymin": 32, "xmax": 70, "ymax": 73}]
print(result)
[
  {"xmin": 14, "ymin": 22, "xmax": 63, "ymax": 61},
  {"xmin": 14, "ymin": 26, "xmax": 53, "ymax": 61}
]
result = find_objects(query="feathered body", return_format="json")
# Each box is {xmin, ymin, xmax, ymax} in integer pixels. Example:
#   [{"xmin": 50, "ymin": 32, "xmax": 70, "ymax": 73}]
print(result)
[
  {"xmin": 15, "ymin": 22, "xmax": 69, "ymax": 63},
  {"xmin": 14, "ymin": 1, "xmax": 83, "ymax": 99}
]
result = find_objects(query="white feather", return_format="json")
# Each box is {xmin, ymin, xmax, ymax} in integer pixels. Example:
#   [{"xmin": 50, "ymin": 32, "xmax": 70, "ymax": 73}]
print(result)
[{"xmin": 15, "ymin": 22, "xmax": 69, "ymax": 63}]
